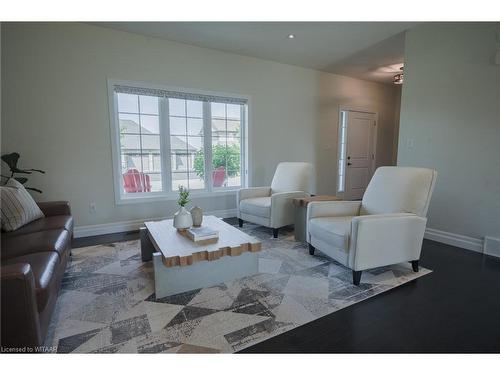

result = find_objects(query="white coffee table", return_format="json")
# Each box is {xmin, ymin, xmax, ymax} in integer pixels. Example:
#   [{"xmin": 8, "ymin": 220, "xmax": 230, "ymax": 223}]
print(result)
[{"xmin": 140, "ymin": 216, "xmax": 262, "ymax": 299}]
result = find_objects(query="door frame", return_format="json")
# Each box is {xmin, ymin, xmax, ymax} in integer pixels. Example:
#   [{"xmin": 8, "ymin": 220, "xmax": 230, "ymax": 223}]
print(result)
[{"xmin": 336, "ymin": 105, "xmax": 378, "ymax": 198}]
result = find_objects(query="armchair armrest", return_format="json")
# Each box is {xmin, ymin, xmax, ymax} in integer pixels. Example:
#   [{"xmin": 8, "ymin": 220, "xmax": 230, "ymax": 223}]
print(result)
[
  {"xmin": 1, "ymin": 263, "xmax": 42, "ymax": 348},
  {"xmin": 237, "ymin": 187, "xmax": 271, "ymax": 202},
  {"xmin": 349, "ymin": 213, "xmax": 427, "ymax": 271},
  {"xmin": 306, "ymin": 201, "xmax": 361, "ymax": 221},
  {"xmin": 37, "ymin": 201, "xmax": 71, "ymax": 216},
  {"xmin": 270, "ymin": 191, "xmax": 307, "ymax": 228}
]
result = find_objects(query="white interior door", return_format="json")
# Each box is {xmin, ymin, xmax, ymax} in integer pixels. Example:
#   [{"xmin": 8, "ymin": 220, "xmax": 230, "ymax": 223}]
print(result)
[{"xmin": 341, "ymin": 110, "xmax": 376, "ymax": 200}]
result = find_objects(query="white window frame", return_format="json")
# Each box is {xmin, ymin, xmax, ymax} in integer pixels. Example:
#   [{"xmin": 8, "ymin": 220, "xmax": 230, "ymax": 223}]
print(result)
[{"xmin": 107, "ymin": 79, "xmax": 251, "ymax": 205}]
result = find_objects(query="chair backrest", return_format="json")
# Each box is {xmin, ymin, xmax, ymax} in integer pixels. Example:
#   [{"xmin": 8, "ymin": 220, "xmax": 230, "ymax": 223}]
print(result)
[
  {"xmin": 360, "ymin": 166, "xmax": 437, "ymax": 217},
  {"xmin": 212, "ymin": 166, "xmax": 226, "ymax": 187},
  {"xmin": 271, "ymin": 162, "xmax": 314, "ymax": 194},
  {"xmin": 123, "ymin": 169, "xmax": 151, "ymax": 193}
]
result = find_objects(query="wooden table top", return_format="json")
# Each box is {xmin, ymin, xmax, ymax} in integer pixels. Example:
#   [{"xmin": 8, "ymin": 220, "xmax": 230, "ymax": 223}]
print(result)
[
  {"xmin": 144, "ymin": 215, "xmax": 261, "ymax": 268},
  {"xmin": 292, "ymin": 195, "xmax": 341, "ymax": 207}
]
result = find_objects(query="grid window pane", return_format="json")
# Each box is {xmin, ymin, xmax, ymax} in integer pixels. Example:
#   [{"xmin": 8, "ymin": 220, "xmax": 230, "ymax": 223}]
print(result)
[
  {"xmin": 170, "ymin": 117, "xmax": 186, "ymax": 135},
  {"xmin": 140, "ymin": 115, "xmax": 160, "ymax": 134},
  {"xmin": 211, "ymin": 142, "xmax": 240, "ymax": 188},
  {"xmin": 139, "ymin": 96, "xmax": 159, "ymax": 115},
  {"xmin": 209, "ymin": 102, "xmax": 242, "ymax": 188},
  {"xmin": 169, "ymin": 100, "xmax": 206, "ymax": 190},
  {"xmin": 212, "ymin": 136, "xmax": 225, "ymax": 147},
  {"xmin": 141, "ymin": 134, "xmax": 161, "ymax": 151},
  {"xmin": 120, "ymin": 134, "xmax": 141, "ymax": 151},
  {"xmin": 226, "ymin": 170, "xmax": 241, "ymax": 187},
  {"xmin": 212, "ymin": 118, "xmax": 226, "ymax": 134},
  {"xmin": 172, "ymin": 172, "xmax": 188, "ymax": 191},
  {"xmin": 119, "ymin": 114, "xmax": 140, "ymax": 133},
  {"xmin": 211, "ymin": 102, "xmax": 225, "ymax": 118},
  {"xmin": 149, "ymin": 173, "xmax": 162, "ymax": 192},
  {"xmin": 187, "ymin": 118, "xmax": 203, "ymax": 135},
  {"xmin": 187, "ymin": 100, "xmax": 203, "ymax": 118},
  {"xmin": 117, "ymin": 93, "xmax": 139, "ymax": 113},
  {"xmin": 226, "ymin": 120, "xmax": 240, "ymax": 139},
  {"xmin": 226, "ymin": 104, "xmax": 240, "ymax": 120},
  {"xmin": 171, "ymin": 152, "xmax": 189, "ymax": 172},
  {"xmin": 189, "ymin": 171, "xmax": 205, "ymax": 190},
  {"xmin": 141, "ymin": 155, "xmax": 151, "ymax": 172},
  {"xmin": 187, "ymin": 136, "xmax": 203, "ymax": 151},
  {"xmin": 169, "ymin": 98, "xmax": 186, "ymax": 117},
  {"xmin": 170, "ymin": 136, "xmax": 189, "ymax": 157},
  {"xmin": 142, "ymin": 154, "xmax": 162, "ymax": 173},
  {"xmin": 118, "ymin": 93, "xmax": 163, "ymax": 195}
]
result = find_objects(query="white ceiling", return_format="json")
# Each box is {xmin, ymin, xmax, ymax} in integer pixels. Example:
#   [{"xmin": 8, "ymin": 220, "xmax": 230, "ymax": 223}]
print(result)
[{"xmin": 93, "ymin": 22, "xmax": 416, "ymax": 84}]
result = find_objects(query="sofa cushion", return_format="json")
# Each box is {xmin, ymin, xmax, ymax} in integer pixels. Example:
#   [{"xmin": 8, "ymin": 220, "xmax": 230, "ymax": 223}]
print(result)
[
  {"xmin": 3, "ymin": 252, "xmax": 59, "ymax": 312},
  {"xmin": 1, "ymin": 229, "xmax": 70, "ymax": 261},
  {"xmin": 4, "ymin": 215, "xmax": 74, "ymax": 237},
  {"xmin": 308, "ymin": 216, "xmax": 353, "ymax": 251},
  {"xmin": 239, "ymin": 197, "xmax": 271, "ymax": 218},
  {"xmin": 0, "ymin": 179, "xmax": 44, "ymax": 232}
]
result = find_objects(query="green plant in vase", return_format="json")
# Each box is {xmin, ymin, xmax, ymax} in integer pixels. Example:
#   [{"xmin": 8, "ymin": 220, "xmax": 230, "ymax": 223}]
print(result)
[
  {"xmin": 177, "ymin": 185, "xmax": 190, "ymax": 207},
  {"xmin": 173, "ymin": 185, "xmax": 193, "ymax": 231}
]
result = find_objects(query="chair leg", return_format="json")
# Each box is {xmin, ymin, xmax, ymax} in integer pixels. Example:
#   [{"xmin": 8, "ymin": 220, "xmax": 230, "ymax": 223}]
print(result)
[
  {"xmin": 352, "ymin": 270, "xmax": 362, "ymax": 286},
  {"xmin": 273, "ymin": 228, "xmax": 279, "ymax": 238},
  {"xmin": 411, "ymin": 260, "xmax": 419, "ymax": 272},
  {"xmin": 238, "ymin": 218, "xmax": 243, "ymax": 228},
  {"xmin": 308, "ymin": 243, "xmax": 315, "ymax": 255}
]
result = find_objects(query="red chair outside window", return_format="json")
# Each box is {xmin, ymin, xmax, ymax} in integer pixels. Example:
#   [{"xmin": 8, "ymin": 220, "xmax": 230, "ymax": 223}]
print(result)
[
  {"xmin": 212, "ymin": 166, "xmax": 227, "ymax": 187},
  {"xmin": 123, "ymin": 169, "xmax": 151, "ymax": 193}
]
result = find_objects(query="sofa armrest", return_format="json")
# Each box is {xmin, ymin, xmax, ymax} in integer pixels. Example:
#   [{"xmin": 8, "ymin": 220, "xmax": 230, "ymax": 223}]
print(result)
[
  {"xmin": 349, "ymin": 213, "xmax": 427, "ymax": 271},
  {"xmin": 37, "ymin": 201, "xmax": 71, "ymax": 217},
  {"xmin": 1, "ymin": 263, "xmax": 42, "ymax": 348},
  {"xmin": 270, "ymin": 191, "xmax": 307, "ymax": 228},
  {"xmin": 306, "ymin": 201, "xmax": 361, "ymax": 221},
  {"xmin": 237, "ymin": 187, "xmax": 271, "ymax": 202}
]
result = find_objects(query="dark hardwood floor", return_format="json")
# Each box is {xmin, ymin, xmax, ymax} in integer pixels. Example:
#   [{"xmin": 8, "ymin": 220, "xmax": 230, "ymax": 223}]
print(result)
[{"xmin": 73, "ymin": 222, "xmax": 500, "ymax": 353}]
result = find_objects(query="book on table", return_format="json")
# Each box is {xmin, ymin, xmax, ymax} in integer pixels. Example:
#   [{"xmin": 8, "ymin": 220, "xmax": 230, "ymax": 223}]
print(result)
[{"xmin": 186, "ymin": 226, "xmax": 219, "ymax": 242}]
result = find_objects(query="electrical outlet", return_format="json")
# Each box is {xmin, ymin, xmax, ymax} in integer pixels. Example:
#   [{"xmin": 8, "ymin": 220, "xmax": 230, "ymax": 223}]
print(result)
[{"xmin": 89, "ymin": 202, "xmax": 97, "ymax": 214}]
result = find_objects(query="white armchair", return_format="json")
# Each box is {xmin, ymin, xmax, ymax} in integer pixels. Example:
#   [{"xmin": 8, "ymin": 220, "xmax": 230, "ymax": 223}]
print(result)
[
  {"xmin": 237, "ymin": 162, "xmax": 314, "ymax": 238},
  {"xmin": 307, "ymin": 166, "xmax": 437, "ymax": 285}
]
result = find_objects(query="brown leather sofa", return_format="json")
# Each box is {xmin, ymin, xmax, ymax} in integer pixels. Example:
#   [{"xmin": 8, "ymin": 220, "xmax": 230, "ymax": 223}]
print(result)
[{"xmin": 1, "ymin": 201, "xmax": 73, "ymax": 349}]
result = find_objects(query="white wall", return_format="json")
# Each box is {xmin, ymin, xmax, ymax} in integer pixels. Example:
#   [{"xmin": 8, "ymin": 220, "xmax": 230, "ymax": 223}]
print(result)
[
  {"xmin": 398, "ymin": 23, "xmax": 500, "ymax": 240},
  {"xmin": 316, "ymin": 74, "xmax": 400, "ymax": 194},
  {"xmin": 1, "ymin": 22, "xmax": 400, "ymax": 229}
]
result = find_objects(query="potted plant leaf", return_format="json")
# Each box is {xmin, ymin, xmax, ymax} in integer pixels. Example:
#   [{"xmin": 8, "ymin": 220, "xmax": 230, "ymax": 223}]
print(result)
[
  {"xmin": 1, "ymin": 152, "xmax": 45, "ymax": 193},
  {"xmin": 173, "ymin": 185, "xmax": 193, "ymax": 231}
]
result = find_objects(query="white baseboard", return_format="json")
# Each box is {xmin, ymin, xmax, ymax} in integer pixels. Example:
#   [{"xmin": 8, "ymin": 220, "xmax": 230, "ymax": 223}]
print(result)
[
  {"xmin": 424, "ymin": 227, "xmax": 484, "ymax": 253},
  {"xmin": 74, "ymin": 209, "xmax": 237, "ymax": 238}
]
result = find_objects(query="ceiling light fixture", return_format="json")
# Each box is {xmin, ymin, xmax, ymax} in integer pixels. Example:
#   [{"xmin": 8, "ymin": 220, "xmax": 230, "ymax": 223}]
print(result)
[
  {"xmin": 287, "ymin": 34, "xmax": 295, "ymax": 39},
  {"xmin": 393, "ymin": 67, "xmax": 404, "ymax": 85}
]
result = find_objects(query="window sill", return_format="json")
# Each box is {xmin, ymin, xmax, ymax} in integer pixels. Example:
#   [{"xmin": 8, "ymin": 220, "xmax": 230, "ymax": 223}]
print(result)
[{"xmin": 115, "ymin": 189, "xmax": 239, "ymax": 205}]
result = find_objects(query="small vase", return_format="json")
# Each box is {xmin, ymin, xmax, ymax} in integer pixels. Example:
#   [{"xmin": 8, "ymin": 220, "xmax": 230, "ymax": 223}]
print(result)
[
  {"xmin": 191, "ymin": 206, "xmax": 203, "ymax": 227},
  {"xmin": 173, "ymin": 206, "xmax": 193, "ymax": 231}
]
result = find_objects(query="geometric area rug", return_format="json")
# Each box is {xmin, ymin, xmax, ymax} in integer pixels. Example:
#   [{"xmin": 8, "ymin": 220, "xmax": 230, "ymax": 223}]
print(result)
[{"xmin": 45, "ymin": 223, "xmax": 431, "ymax": 353}]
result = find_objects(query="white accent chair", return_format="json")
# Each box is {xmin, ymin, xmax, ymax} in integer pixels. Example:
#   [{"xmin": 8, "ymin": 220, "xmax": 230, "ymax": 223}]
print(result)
[
  {"xmin": 237, "ymin": 162, "xmax": 314, "ymax": 238},
  {"xmin": 307, "ymin": 166, "xmax": 437, "ymax": 285}
]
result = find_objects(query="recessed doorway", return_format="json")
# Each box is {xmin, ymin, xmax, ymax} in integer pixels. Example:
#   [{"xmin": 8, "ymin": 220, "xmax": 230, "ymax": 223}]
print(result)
[{"xmin": 337, "ymin": 109, "xmax": 377, "ymax": 200}]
